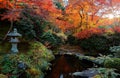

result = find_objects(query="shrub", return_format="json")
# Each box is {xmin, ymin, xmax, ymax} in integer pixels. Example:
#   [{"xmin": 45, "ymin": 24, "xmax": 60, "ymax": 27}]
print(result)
[
  {"xmin": 104, "ymin": 58, "xmax": 120, "ymax": 71},
  {"xmin": 66, "ymin": 35, "xmax": 79, "ymax": 45},
  {"xmin": 107, "ymin": 32, "xmax": 120, "ymax": 46},
  {"xmin": 40, "ymin": 31, "xmax": 63, "ymax": 49},
  {"xmin": 29, "ymin": 41, "xmax": 55, "ymax": 61},
  {"xmin": 109, "ymin": 46, "xmax": 120, "ymax": 57},
  {"xmin": 94, "ymin": 55, "xmax": 112, "ymax": 65},
  {"xmin": 15, "ymin": 6, "xmax": 49, "ymax": 40},
  {"xmin": 91, "ymin": 68, "xmax": 119, "ymax": 78},
  {"xmin": 79, "ymin": 35, "xmax": 109, "ymax": 53},
  {"xmin": 15, "ymin": 6, "xmax": 63, "ymax": 48}
]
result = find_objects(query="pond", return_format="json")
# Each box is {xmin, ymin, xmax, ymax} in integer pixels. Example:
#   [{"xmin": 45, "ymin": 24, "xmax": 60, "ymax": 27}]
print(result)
[{"xmin": 45, "ymin": 54, "xmax": 95, "ymax": 78}]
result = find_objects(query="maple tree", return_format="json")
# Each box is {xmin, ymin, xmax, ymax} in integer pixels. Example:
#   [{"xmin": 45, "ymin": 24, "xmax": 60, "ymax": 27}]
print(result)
[
  {"xmin": 66, "ymin": 0, "xmax": 112, "ymax": 31},
  {"xmin": 1, "ymin": 0, "xmax": 120, "ymax": 40},
  {"xmin": 54, "ymin": 0, "xmax": 120, "ymax": 39},
  {"xmin": 0, "ymin": 0, "xmax": 14, "ymax": 9},
  {"xmin": 0, "ymin": 0, "xmax": 23, "ymax": 40},
  {"xmin": 0, "ymin": 0, "xmax": 59, "ymax": 21},
  {"xmin": 0, "ymin": 0, "xmax": 60, "ymax": 40},
  {"xmin": 75, "ymin": 27, "xmax": 104, "ymax": 39}
]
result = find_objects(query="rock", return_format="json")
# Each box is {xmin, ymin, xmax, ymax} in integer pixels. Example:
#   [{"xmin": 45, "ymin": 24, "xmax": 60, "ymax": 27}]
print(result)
[
  {"xmin": 60, "ymin": 74, "xmax": 64, "ymax": 78},
  {"xmin": 71, "ymin": 69, "xmax": 98, "ymax": 78}
]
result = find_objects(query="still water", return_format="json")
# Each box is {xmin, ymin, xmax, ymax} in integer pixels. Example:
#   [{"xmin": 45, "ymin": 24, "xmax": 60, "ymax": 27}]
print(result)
[{"xmin": 45, "ymin": 55, "xmax": 94, "ymax": 78}]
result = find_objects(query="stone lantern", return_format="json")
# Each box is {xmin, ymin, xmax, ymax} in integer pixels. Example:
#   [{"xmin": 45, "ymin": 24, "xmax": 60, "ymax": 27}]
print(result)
[{"xmin": 7, "ymin": 28, "xmax": 22, "ymax": 53}]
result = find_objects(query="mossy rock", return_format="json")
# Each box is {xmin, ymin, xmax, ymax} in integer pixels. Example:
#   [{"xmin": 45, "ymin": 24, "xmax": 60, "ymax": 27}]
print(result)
[
  {"xmin": 104, "ymin": 58, "xmax": 120, "ymax": 71},
  {"xmin": 18, "ymin": 41, "xmax": 55, "ymax": 61},
  {"xmin": 0, "ymin": 74, "xmax": 8, "ymax": 78},
  {"xmin": 29, "ymin": 41, "xmax": 55, "ymax": 61}
]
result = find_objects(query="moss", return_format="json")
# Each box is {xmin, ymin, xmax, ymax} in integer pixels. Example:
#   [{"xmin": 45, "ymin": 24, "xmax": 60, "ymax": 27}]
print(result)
[
  {"xmin": 29, "ymin": 41, "xmax": 55, "ymax": 61},
  {"xmin": 0, "ymin": 74, "xmax": 8, "ymax": 78},
  {"xmin": 19, "ymin": 41, "xmax": 55, "ymax": 61},
  {"xmin": 0, "ymin": 40, "xmax": 55, "ymax": 61},
  {"xmin": 0, "ymin": 41, "xmax": 54, "ymax": 61},
  {"xmin": 104, "ymin": 58, "xmax": 120, "ymax": 71},
  {"xmin": 0, "ymin": 41, "xmax": 55, "ymax": 78}
]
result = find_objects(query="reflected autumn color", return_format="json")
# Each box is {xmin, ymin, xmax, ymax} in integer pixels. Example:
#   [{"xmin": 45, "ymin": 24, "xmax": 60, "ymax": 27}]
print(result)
[
  {"xmin": 45, "ymin": 55, "xmax": 94, "ymax": 78},
  {"xmin": 48, "ymin": 55, "xmax": 73, "ymax": 78}
]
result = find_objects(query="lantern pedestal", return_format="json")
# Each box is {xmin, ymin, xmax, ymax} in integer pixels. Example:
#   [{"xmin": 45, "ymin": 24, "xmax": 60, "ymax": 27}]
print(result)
[
  {"xmin": 7, "ymin": 28, "xmax": 22, "ymax": 54},
  {"xmin": 11, "ymin": 43, "xmax": 18, "ymax": 53}
]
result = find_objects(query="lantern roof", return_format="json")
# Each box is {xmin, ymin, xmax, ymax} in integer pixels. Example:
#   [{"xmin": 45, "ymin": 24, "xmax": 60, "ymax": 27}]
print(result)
[{"xmin": 7, "ymin": 28, "xmax": 22, "ymax": 37}]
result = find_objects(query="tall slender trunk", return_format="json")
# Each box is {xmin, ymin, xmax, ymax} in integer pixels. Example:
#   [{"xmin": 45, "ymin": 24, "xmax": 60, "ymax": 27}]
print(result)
[{"xmin": 3, "ymin": 20, "xmax": 13, "ymax": 41}]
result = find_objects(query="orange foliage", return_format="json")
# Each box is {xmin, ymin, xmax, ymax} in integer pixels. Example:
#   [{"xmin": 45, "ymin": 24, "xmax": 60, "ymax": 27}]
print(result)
[
  {"xmin": 114, "ymin": 26, "xmax": 120, "ymax": 33},
  {"xmin": 75, "ymin": 25, "xmax": 120, "ymax": 39},
  {"xmin": 18, "ymin": 0, "xmax": 58, "ymax": 20},
  {"xmin": 0, "ymin": 0, "xmax": 58, "ymax": 21},
  {"xmin": 0, "ymin": 0, "xmax": 23, "ymax": 21},
  {"xmin": 75, "ymin": 27, "xmax": 104, "ymax": 39},
  {"xmin": 56, "ymin": 0, "xmax": 120, "ymax": 37},
  {"xmin": 1, "ymin": 9, "xmax": 20, "ymax": 21},
  {"xmin": 0, "ymin": 0, "xmax": 14, "ymax": 9},
  {"xmin": 55, "ymin": 0, "xmax": 111, "ymax": 33},
  {"xmin": 1, "ymin": 0, "xmax": 120, "ymax": 39}
]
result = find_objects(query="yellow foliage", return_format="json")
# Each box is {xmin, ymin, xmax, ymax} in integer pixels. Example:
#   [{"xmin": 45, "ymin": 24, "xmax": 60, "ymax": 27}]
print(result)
[
  {"xmin": 27, "ymin": 68, "xmax": 40, "ymax": 75},
  {"xmin": 93, "ymin": 75, "xmax": 102, "ymax": 78}
]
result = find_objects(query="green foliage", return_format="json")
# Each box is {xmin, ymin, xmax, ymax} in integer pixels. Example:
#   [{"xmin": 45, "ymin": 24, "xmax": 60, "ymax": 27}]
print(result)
[
  {"xmin": 74, "ymin": 31, "xmax": 120, "ymax": 54},
  {"xmin": 54, "ymin": 2, "xmax": 65, "ymax": 11},
  {"xmin": 40, "ymin": 31, "xmax": 63, "ymax": 48},
  {"xmin": 107, "ymin": 32, "xmax": 120, "ymax": 46},
  {"xmin": 0, "ymin": 54, "xmax": 27, "ymax": 78},
  {"xmin": 16, "ymin": 18, "xmax": 36, "ymax": 40},
  {"xmin": 104, "ymin": 58, "xmax": 120, "ymax": 71},
  {"xmin": 29, "ymin": 41, "xmax": 55, "ymax": 61},
  {"xmin": 91, "ymin": 68, "xmax": 119, "ymax": 78},
  {"xmin": 110, "ymin": 46, "xmax": 120, "ymax": 52},
  {"xmin": 109, "ymin": 46, "xmax": 120, "ymax": 57},
  {"xmin": 0, "ymin": 42, "xmax": 55, "ymax": 78},
  {"xmin": 15, "ymin": 6, "xmax": 50, "ymax": 40},
  {"xmin": 66, "ymin": 35, "xmax": 79, "ymax": 45},
  {"xmin": 94, "ymin": 54, "xmax": 112, "ymax": 65},
  {"xmin": 79, "ymin": 35, "xmax": 108, "ymax": 53},
  {"xmin": 15, "ymin": 6, "xmax": 63, "ymax": 48}
]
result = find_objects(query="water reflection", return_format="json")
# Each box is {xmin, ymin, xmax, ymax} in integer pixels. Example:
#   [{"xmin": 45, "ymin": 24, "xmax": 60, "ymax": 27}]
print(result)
[{"xmin": 45, "ymin": 55, "xmax": 94, "ymax": 78}]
